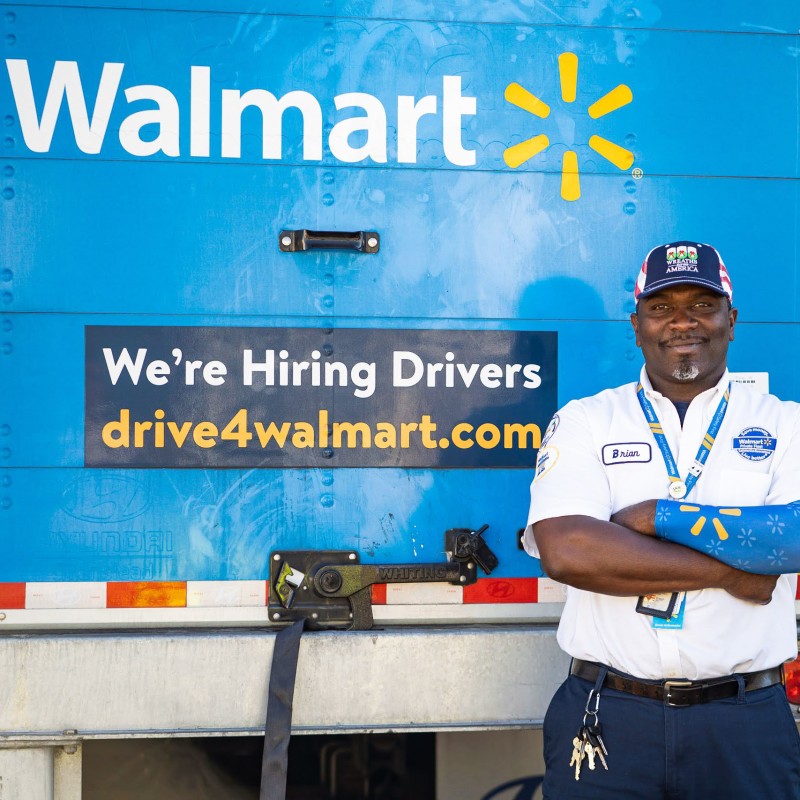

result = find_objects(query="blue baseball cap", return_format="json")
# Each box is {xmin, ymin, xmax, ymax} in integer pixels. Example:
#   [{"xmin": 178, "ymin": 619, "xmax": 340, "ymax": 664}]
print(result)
[{"xmin": 634, "ymin": 241, "xmax": 733, "ymax": 303}]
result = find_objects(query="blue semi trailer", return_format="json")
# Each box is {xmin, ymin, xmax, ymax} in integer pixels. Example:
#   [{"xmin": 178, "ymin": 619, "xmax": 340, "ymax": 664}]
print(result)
[{"xmin": 1, "ymin": 1, "xmax": 798, "ymax": 796}]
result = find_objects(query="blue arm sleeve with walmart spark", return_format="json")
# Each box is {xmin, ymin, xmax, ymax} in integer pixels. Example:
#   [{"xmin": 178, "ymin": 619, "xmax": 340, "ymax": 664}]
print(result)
[{"xmin": 654, "ymin": 500, "xmax": 800, "ymax": 574}]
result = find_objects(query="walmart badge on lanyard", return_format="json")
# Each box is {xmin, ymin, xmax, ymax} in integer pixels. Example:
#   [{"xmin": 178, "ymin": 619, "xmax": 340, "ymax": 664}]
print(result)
[{"xmin": 634, "ymin": 382, "xmax": 730, "ymax": 626}]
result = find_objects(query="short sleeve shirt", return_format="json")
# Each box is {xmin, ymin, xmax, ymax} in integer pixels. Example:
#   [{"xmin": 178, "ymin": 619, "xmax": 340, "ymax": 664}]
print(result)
[{"xmin": 525, "ymin": 368, "xmax": 800, "ymax": 681}]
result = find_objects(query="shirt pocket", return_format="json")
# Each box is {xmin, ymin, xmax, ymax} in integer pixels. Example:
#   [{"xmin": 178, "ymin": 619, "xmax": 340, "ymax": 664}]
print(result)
[{"xmin": 718, "ymin": 468, "xmax": 772, "ymax": 506}]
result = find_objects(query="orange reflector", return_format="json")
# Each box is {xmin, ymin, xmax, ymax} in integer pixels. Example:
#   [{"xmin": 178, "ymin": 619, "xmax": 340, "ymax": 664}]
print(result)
[
  {"xmin": 107, "ymin": 581, "xmax": 187, "ymax": 608},
  {"xmin": 0, "ymin": 583, "xmax": 25, "ymax": 609},
  {"xmin": 371, "ymin": 584, "xmax": 387, "ymax": 605},
  {"xmin": 785, "ymin": 654, "xmax": 800, "ymax": 706},
  {"xmin": 464, "ymin": 578, "xmax": 538, "ymax": 604}
]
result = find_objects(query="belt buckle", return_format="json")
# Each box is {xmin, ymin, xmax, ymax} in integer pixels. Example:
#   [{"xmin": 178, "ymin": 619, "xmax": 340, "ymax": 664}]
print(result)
[{"xmin": 663, "ymin": 679, "xmax": 694, "ymax": 707}]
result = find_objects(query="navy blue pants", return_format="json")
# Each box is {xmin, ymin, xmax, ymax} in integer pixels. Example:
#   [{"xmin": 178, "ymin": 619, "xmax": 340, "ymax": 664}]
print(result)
[{"xmin": 543, "ymin": 672, "xmax": 800, "ymax": 799}]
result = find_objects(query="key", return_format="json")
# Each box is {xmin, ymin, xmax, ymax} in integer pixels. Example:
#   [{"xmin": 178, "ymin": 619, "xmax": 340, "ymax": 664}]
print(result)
[
  {"xmin": 585, "ymin": 740, "xmax": 597, "ymax": 770},
  {"xmin": 569, "ymin": 735, "xmax": 586, "ymax": 781},
  {"xmin": 588, "ymin": 735, "xmax": 608, "ymax": 770},
  {"xmin": 588, "ymin": 723, "xmax": 609, "ymax": 756},
  {"xmin": 569, "ymin": 736, "xmax": 581, "ymax": 778},
  {"xmin": 586, "ymin": 725, "xmax": 609, "ymax": 771}
]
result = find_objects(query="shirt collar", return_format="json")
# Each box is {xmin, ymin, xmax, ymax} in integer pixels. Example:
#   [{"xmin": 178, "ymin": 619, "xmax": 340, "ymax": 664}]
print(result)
[{"xmin": 639, "ymin": 366, "xmax": 731, "ymax": 419}]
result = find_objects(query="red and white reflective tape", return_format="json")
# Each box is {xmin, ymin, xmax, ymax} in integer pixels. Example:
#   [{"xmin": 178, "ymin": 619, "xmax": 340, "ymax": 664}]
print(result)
[
  {"xmin": 2, "ymin": 577, "xmax": 799, "ymax": 610},
  {"xmin": 0, "ymin": 578, "xmax": 567, "ymax": 610}
]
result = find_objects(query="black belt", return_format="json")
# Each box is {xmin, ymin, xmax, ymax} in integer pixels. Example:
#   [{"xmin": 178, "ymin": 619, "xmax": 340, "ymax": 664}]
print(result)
[{"xmin": 571, "ymin": 659, "xmax": 784, "ymax": 708}]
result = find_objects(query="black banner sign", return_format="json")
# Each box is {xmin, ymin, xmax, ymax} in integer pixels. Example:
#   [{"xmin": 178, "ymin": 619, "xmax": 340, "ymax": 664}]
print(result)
[{"xmin": 85, "ymin": 326, "xmax": 557, "ymax": 468}]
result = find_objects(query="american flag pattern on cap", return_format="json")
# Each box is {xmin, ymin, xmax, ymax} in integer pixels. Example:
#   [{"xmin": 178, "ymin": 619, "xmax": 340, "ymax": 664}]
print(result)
[
  {"xmin": 633, "ymin": 241, "xmax": 733, "ymax": 303},
  {"xmin": 718, "ymin": 257, "xmax": 733, "ymax": 300},
  {"xmin": 634, "ymin": 245, "xmax": 657, "ymax": 300}
]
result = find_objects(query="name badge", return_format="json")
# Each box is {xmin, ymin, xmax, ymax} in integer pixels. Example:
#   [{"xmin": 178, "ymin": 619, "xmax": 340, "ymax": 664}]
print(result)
[
  {"xmin": 602, "ymin": 442, "xmax": 652, "ymax": 465},
  {"xmin": 636, "ymin": 591, "xmax": 677, "ymax": 619},
  {"xmin": 651, "ymin": 593, "xmax": 686, "ymax": 630}
]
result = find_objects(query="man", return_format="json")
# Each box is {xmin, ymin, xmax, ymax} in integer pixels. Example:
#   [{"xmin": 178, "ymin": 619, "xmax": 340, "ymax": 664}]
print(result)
[{"xmin": 524, "ymin": 241, "xmax": 800, "ymax": 799}]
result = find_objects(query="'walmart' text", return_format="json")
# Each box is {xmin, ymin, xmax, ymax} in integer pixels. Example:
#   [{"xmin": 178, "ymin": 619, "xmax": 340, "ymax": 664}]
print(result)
[{"xmin": 6, "ymin": 60, "xmax": 477, "ymax": 165}]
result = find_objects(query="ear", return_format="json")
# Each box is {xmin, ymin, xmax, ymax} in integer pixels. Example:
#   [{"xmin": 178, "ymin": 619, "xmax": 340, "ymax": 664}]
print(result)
[
  {"xmin": 630, "ymin": 311, "xmax": 641, "ymax": 347},
  {"xmin": 728, "ymin": 306, "xmax": 738, "ymax": 342}
]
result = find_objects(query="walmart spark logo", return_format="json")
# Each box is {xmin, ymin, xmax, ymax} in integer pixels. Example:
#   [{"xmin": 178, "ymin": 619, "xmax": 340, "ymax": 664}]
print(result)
[
  {"xmin": 503, "ymin": 53, "xmax": 634, "ymax": 201},
  {"xmin": 680, "ymin": 504, "xmax": 742, "ymax": 541}
]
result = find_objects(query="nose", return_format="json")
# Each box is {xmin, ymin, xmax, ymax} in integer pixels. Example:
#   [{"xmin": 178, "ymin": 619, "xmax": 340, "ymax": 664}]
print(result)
[{"xmin": 668, "ymin": 305, "xmax": 698, "ymax": 330}]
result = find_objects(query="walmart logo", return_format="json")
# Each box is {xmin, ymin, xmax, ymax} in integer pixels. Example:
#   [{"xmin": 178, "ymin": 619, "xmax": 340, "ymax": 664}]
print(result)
[
  {"xmin": 680, "ymin": 504, "xmax": 742, "ymax": 541},
  {"xmin": 503, "ymin": 53, "xmax": 634, "ymax": 201},
  {"xmin": 8, "ymin": 53, "xmax": 633, "ymax": 187}
]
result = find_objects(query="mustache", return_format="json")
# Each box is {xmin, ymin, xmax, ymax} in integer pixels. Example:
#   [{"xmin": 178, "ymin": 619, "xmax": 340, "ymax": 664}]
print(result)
[{"xmin": 660, "ymin": 335, "xmax": 708, "ymax": 347}]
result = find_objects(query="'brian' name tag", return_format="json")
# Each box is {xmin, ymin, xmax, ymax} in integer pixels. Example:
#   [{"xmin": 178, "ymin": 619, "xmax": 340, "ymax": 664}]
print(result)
[{"xmin": 602, "ymin": 442, "xmax": 652, "ymax": 465}]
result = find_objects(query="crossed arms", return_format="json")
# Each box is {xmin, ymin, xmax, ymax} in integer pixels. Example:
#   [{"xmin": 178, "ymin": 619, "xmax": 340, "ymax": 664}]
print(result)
[
  {"xmin": 530, "ymin": 394, "xmax": 800, "ymax": 605},
  {"xmin": 622, "ymin": 499, "xmax": 800, "ymax": 568},
  {"xmin": 532, "ymin": 502, "xmax": 792, "ymax": 604}
]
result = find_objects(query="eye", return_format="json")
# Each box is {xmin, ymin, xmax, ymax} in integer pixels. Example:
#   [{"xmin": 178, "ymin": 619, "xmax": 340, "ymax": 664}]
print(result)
[{"xmin": 693, "ymin": 299, "xmax": 720, "ymax": 311}]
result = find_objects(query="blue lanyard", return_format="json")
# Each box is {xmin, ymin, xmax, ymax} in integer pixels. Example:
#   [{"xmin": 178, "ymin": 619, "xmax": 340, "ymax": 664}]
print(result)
[{"xmin": 636, "ymin": 382, "xmax": 730, "ymax": 500}]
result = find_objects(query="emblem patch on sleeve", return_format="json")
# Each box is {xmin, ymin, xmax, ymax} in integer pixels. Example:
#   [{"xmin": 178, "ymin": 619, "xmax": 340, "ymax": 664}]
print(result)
[
  {"xmin": 541, "ymin": 414, "xmax": 560, "ymax": 447},
  {"xmin": 601, "ymin": 442, "xmax": 652, "ymax": 465},
  {"xmin": 534, "ymin": 446, "xmax": 559, "ymax": 481},
  {"xmin": 732, "ymin": 427, "xmax": 776, "ymax": 462}
]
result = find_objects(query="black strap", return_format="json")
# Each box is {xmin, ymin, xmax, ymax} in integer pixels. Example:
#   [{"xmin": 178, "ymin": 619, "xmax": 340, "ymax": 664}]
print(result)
[{"xmin": 260, "ymin": 619, "xmax": 307, "ymax": 800}]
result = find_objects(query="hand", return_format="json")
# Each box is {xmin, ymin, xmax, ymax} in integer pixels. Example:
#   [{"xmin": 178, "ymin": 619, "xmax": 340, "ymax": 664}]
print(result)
[
  {"xmin": 610, "ymin": 500, "xmax": 658, "ymax": 536},
  {"xmin": 721, "ymin": 567, "xmax": 779, "ymax": 605}
]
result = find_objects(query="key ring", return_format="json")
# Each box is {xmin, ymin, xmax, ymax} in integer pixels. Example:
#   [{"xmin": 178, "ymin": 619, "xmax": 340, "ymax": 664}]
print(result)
[
  {"xmin": 582, "ymin": 688, "xmax": 601, "ymax": 727},
  {"xmin": 584, "ymin": 688, "xmax": 601, "ymax": 715}
]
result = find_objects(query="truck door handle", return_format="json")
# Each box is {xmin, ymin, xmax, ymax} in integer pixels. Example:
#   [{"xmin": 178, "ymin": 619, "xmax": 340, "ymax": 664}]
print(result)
[{"xmin": 279, "ymin": 229, "xmax": 380, "ymax": 253}]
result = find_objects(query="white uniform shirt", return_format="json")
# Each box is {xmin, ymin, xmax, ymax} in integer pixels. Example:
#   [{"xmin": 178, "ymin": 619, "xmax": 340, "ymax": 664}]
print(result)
[{"xmin": 525, "ymin": 368, "xmax": 800, "ymax": 680}]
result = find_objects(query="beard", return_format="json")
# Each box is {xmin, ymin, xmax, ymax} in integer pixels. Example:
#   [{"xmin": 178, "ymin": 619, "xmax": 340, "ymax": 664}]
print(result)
[{"xmin": 672, "ymin": 358, "xmax": 700, "ymax": 382}]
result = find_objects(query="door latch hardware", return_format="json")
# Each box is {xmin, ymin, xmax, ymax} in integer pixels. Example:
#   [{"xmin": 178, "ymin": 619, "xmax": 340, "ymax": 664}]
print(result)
[
  {"xmin": 269, "ymin": 526, "xmax": 498, "ymax": 630},
  {"xmin": 445, "ymin": 524, "xmax": 499, "ymax": 574}
]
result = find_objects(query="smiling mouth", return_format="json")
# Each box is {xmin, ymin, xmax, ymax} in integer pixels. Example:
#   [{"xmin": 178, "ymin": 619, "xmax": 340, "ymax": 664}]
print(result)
[{"xmin": 661, "ymin": 338, "xmax": 707, "ymax": 350}]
